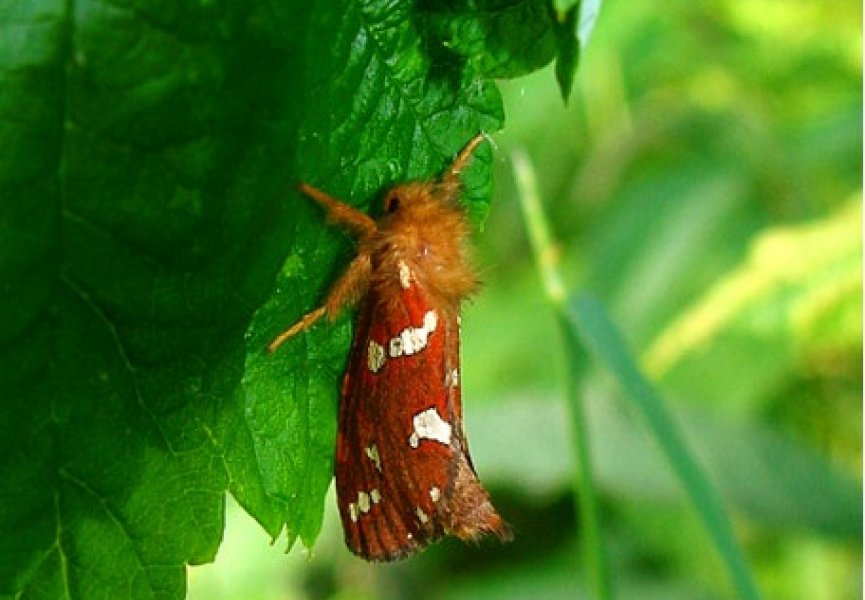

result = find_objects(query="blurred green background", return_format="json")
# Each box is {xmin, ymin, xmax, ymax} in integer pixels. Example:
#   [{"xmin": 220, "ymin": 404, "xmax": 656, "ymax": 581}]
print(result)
[{"xmin": 189, "ymin": 0, "xmax": 862, "ymax": 598}]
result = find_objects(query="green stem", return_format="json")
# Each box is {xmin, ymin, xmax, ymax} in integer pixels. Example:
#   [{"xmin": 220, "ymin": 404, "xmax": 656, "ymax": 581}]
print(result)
[
  {"xmin": 511, "ymin": 149, "xmax": 567, "ymax": 307},
  {"xmin": 512, "ymin": 147, "xmax": 763, "ymax": 600},
  {"xmin": 513, "ymin": 148, "xmax": 612, "ymax": 600},
  {"xmin": 569, "ymin": 295, "xmax": 764, "ymax": 600}
]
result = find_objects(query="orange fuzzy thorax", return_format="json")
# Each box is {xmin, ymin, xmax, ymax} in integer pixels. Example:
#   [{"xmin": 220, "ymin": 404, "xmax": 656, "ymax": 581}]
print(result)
[{"xmin": 366, "ymin": 181, "xmax": 478, "ymax": 313}]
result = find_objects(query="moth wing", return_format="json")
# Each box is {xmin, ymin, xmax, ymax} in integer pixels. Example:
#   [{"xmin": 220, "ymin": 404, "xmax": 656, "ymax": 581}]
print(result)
[{"xmin": 335, "ymin": 283, "xmax": 507, "ymax": 561}]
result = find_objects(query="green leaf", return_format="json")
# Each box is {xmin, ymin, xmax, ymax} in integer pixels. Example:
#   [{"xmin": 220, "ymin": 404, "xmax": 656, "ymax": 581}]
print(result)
[
  {"xmin": 554, "ymin": 0, "xmax": 603, "ymax": 101},
  {"xmin": 551, "ymin": 4, "xmax": 580, "ymax": 103},
  {"xmin": 413, "ymin": 0, "xmax": 602, "ymax": 101},
  {"xmin": 568, "ymin": 294, "xmax": 763, "ymax": 600},
  {"xmin": 557, "ymin": 311, "xmax": 612, "ymax": 600},
  {"xmin": 1, "ymin": 0, "xmax": 298, "ymax": 595},
  {"xmin": 415, "ymin": 0, "xmax": 558, "ymax": 79},
  {"xmin": 1, "ymin": 0, "xmax": 575, "ymax": 597}
]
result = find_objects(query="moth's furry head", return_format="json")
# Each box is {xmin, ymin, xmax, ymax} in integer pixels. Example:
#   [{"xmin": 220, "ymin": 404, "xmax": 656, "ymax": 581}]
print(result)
[{"xmin": 368, "ymin": 181, "xmax": 478, "ymax": 307}]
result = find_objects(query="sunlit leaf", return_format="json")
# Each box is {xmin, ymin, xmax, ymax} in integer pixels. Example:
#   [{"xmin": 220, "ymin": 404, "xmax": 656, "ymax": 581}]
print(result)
[{"xmin": 644, "ymin": 199, "xmax": 862, "ymax": 378}]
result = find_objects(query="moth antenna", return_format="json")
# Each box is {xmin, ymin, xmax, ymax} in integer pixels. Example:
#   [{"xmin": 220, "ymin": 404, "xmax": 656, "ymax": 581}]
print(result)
[
  {"xmin": 267, "ymin": 306, "xmax": 326, "ymax": 353},
  {"xmin": 440, "ymin": 132, "xmax": 487, "ymax": 201},
  {"xmin": 449, "ymin": 133, "xmax": 486, "ymax": 176},
  {"xmin": 298, "ymin": 182, "xmax": 377, "ymax": 240},
  {"xmin": 479, "ymin": 131, "xmax": 497, "ymax": 152}
]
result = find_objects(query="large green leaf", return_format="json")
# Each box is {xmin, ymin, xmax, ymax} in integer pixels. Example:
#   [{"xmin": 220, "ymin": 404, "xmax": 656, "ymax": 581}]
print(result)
[
  {"xmin": 2, "ymin": 2, "xmax": 295, "ymax": 597},
  {"xmin": 0, "ymin": 0, "xmax": 575, "ymax": 597}
]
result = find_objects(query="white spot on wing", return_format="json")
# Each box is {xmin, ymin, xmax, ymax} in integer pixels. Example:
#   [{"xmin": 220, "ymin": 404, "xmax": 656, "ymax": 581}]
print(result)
[
  {"xmin": 429, "ymin": 487, "xmax": 441, "ymax": 502},
  {"xmin": 398, "ymin": 260, "xmax": 412, "ymax": 289},
  {"xmin": 410, "ymin": 407, "xmax": 452, "ymax": 447},
  {"xmin": 423, "ymin": 310, "xmax": 438, "ymax": 332},
  {"xmin": 388, "ymin": 310, "xmax": 438, "ymax": 358},
  {"xmin": 358, "ymin": 491, "xmax": 371, "ymax": 513},
  {"xmin": 401, "ymin": 327, "xmax": 423, "ymax": 355},
  {"xmin": 367, "ymin": 341, "xmax": 385, "ymax": 373},
  {"xmin": 415, "ymin": 506, "xmax": 429, "ymax": 524},
  {"xmin": 349, "ymin": 488, "xmax": 380, "ymax": 522},
  {"xmin": 446, "ymin": 368, "xmax": 459, "ymax": 388},
  {"xmin": 365, "ymin": 444, "xmax": 382, "ymax": 472}
]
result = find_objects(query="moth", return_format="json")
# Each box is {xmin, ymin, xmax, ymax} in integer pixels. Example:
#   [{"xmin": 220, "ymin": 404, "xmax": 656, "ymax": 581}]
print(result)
[{"xmin": 268, "ymin": 134, "xmax": 511, "ymax": 561}]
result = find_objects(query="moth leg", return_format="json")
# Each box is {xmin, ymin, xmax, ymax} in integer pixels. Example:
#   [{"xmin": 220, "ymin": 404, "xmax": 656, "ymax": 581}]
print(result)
[
  {"xmin": 439, "ymin": 133, "xmax": 487, "ymax": 202},
  {"xmin": 321, "ymin": 253, "xmax": 372, "ymax": 318},
  {"xmin": 267, "ymin": 254, "xmax": 372, "ymax": 353},
  {"xmin": 298, "ymin": 182, "xmax": 377, "ymax": 240},
  {"xmin": 267, "ymin": 306, "xmax": 327, "ymax": 353}
]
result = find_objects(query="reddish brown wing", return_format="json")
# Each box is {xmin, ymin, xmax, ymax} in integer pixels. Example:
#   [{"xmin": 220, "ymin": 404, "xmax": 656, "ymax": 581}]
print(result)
[{"xmin": 335, "ymin": 283, "xmax": 466, "ymax": 561}]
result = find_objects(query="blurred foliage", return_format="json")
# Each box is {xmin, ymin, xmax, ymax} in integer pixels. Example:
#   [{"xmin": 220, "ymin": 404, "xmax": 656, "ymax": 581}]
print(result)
[{"xmin": 201, "ymin": 0, "xmax": 862, "ymax": 597}]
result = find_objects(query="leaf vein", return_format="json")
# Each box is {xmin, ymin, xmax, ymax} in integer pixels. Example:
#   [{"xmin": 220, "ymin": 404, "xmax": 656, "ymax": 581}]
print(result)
[{"xmin": 60, "ymin": 274, "xmax": 177, "ymax": 453}]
